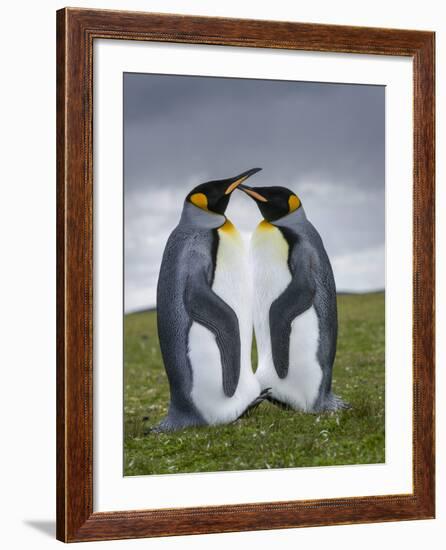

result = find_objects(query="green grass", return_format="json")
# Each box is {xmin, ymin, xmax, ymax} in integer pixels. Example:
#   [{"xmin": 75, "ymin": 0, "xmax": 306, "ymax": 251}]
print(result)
[{"xmin": 124, "ymin": 292, "xmax": 385, "ymax": 476}]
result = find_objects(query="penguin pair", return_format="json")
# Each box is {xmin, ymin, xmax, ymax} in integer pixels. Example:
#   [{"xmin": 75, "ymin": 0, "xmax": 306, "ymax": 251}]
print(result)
[{"xmin": 156, "ymin": 168, "xmax": 347, "ymax": 432}]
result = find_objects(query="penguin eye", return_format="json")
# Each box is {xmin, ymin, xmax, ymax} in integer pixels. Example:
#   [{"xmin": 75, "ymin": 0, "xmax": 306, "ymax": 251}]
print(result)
[
  {"xmin": 288, "ymin": 195, "xmax": 301, "ymax": 213},
  {"xmin": 189, "ymin": 193, "xmax": 208, "ymax": 210}
]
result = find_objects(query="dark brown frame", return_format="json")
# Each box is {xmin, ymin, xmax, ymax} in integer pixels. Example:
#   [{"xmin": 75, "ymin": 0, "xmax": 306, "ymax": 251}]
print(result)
[{"xmin": 56, "ymin": 7, "xmax": 435, "ymax": 543}]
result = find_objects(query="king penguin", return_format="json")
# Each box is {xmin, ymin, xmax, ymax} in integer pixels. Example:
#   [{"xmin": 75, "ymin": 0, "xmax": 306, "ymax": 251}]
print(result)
[
  {"xmin": 238, "ymin": 183, "xmax": 348, "ymax": 412},
  {"xmin": 155, "ymin": 168, "xmax": 267, "ymax": 431}
]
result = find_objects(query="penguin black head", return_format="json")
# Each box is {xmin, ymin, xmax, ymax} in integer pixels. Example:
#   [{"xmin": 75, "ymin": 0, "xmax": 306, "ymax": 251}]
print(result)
[
  {"xmin": 239, "ymin": 185, "xmax": 301, "ymax": 222},
  {"xmin": 186, "ymin": 168, "xmax": 262, "ymax": 215}
]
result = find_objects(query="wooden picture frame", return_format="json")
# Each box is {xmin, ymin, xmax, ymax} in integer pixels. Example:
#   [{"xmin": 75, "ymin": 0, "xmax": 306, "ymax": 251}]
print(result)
[{"xmin": 56, "ymin": 7, "xmax": 435, "ymax": 542}]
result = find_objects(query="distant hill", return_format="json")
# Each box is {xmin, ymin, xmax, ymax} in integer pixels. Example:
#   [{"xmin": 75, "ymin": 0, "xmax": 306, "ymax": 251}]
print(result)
[
  {"xmin": 125, "ymin": 289, "xmax": 385, "ymax": 316},
  {"xmin": 125, "ymin": 306, "xmax": 156, "ymax": 316},
  {"xmin": 336, "ymin": 289, "xmax": 385, "ymax": 296}
]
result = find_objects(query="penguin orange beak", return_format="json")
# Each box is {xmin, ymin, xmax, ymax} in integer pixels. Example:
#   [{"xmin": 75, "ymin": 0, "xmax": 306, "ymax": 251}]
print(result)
[
  {"xmin": 239, "ymin": 184, "xmax": 268, "ymax": 203},
  {"xmin": 224, "ymin": 168, "xmax": 262, "ymax": 195}
]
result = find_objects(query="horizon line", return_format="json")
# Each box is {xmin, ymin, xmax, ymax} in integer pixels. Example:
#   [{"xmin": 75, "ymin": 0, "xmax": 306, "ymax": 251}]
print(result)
[{"xmin": 125, "ymin": 288, "xmax": 385, "ymax": 316}]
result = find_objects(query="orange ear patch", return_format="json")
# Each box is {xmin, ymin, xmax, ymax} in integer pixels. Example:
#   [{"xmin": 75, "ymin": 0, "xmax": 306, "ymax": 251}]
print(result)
[
  {"xmin": 190, "ymin": 192, "xmax": 208, "ymax": 210},
  {"xmin": 288, "ymin": 195, "xmax": 301, "ymax": 213}
]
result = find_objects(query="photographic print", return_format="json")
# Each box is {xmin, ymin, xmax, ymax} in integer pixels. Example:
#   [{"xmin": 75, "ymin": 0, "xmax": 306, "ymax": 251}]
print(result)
[
  {"xmin": 123, "ymin": 73, "xmax": 385, "ymax": 476},
  {"xmin": 56, "ymin": 9, "xmax": 436, "ymax": 541},
  {"xmin": 57, "ymin": 9, "xmax": 434, "ymax": 540}
]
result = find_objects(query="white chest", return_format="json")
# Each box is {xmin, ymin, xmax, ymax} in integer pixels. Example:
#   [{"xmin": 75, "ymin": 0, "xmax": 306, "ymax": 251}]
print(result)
[
  {"xmin": 187, "ymin": 221, "xmax": 259, "ymax": 424},
  {"xmin": 250, "ymin": 221, "xmax": 322, "ymax": 411},
  {"xmin": 250, "ymin": 221, "xmax": 292, "ymax": 327},
  {"xmin": 212, "ymin": 221, "xmax": 251, "ymax": 316}
]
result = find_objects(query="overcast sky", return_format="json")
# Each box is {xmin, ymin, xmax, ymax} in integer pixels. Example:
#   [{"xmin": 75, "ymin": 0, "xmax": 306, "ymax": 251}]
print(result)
[{"xmin": 124, "ymin": 73, "xmax": 385, "ymax": 313}]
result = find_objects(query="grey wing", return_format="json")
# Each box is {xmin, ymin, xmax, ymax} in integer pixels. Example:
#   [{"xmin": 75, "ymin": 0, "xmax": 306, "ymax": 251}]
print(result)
[
  {"xmin": 269, "ymin": 243, "xmax": 316, "ymax": 379},
  {"xmin": 184, "ymin": 265, "xmax": 241, "ymax": 398}
]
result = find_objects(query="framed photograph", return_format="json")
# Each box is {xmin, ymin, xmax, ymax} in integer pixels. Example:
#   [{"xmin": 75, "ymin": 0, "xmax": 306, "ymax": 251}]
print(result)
[{"xmin": 56, "ymin": 8, "xmax": 435, "ymax": 542}]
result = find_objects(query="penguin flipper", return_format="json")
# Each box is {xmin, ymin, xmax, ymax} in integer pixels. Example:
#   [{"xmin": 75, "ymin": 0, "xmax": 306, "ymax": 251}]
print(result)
[
  {"xmin": 185, "ymin": 269, "xmax": 241, "ymax": 398},
  {"xmin": 269, "ymin": 250, "xmax": 316, "ymax": 379}
]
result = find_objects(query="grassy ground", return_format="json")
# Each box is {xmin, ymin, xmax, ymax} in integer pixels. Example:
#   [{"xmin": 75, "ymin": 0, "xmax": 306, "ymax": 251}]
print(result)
[{"xmin": 124, "ymin": 292, "xmax": 385, "ymax": 476}]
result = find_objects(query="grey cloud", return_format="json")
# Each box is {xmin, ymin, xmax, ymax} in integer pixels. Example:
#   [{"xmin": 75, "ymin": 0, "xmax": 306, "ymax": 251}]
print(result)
[
  {"xmin": 124, "ymin": 74, "xmax": 384, "ymax": 192},
  {"xmin": 124, "ymin": 73, "xmax": 385, "ymax": 312}
]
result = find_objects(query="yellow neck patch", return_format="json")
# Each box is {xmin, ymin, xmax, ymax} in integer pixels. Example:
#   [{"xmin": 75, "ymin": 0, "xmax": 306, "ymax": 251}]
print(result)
[
  {"xmin": 219, "ymin": 219, "xmax": 236, "ymax": 234},
  {"xmin": 288, "ymin": 195, "xmax": 301, "ymax": 213},
  {"xmin": 258, "ymin": 220, "xmax": 274, "ymax": 231},
  {"xmin": 190, "ymin": 192, "xmax": 208, "ymax": 210}
]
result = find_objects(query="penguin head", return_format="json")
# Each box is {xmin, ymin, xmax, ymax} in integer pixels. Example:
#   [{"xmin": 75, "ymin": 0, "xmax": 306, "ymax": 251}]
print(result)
[
  {"xmin": 186, "ymin": 168, "xmax": 262, "ymax": 216},
  {"xmin": 239, "ymin": 184, "xmax": 302, "ymax": 222}
]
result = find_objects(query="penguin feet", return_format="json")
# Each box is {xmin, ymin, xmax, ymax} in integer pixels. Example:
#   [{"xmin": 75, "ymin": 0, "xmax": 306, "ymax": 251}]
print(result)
[
  {"xmin": 264, "ymin": 392, "xmax": 350, "ymax": 413},
  {"xmin": 142, "ymin": 416, "xmax": 167, "ymax": 434},
  {"xmin": 144, "ymin": 426, "xmax": 161, "ymax": 435},
  {"xmin": 146, "ymin": 420, "xmax": 184, "ymax": 434},
  {"xmin": 235, "ymin": 388, "xmax": 272, "ymax": 421},
  {"xmin": 314, "ymin": 392, "xmax": 351, "ymax": 413},
  {"xmin": 146, "ymin": 409, "xmax": 208, "ymax": 433},
  {"xmin": 147, "ymin": 418, "xmax": 198, "ymax": 434}
]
